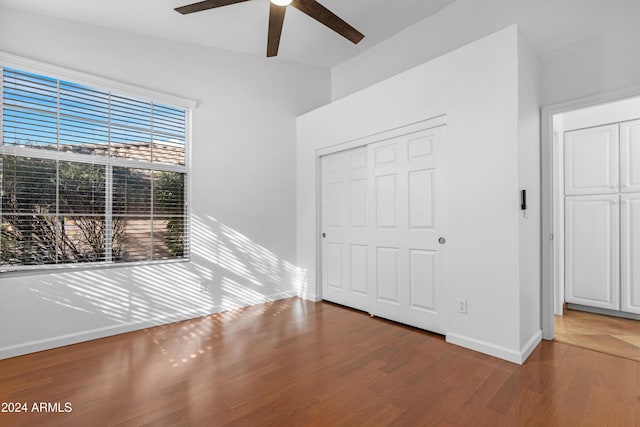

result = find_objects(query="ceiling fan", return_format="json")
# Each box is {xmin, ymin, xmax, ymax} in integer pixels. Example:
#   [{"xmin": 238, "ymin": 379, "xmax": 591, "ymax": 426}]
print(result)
[{"xmin": 174, "ymin": 0, "xmax": 365, "ymax": 57}]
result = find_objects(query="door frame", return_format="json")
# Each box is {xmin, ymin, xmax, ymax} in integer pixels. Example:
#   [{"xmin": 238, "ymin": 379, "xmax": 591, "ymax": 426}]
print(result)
[
  {"xmin": 314, "ymin": 115, "xmax": 447, "ymax": 302},
  {"xmin": 541, "ymin": 86, "xmax": 640, "ymax": 340}
]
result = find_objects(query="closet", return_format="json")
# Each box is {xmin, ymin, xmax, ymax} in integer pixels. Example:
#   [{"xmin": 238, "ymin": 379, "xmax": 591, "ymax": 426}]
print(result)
[
  {"xmin": 320, "ymin": 126, "xmax": 447, "ymax": 334},
  {"xmin": 565, "ymin": 119, "xmax": 640, "ymax": 314}
]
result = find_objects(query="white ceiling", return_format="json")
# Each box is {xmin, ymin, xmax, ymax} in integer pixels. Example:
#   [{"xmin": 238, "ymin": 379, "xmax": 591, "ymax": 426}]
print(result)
[{"xmin": 0, "ymin": 0, "xmax": 457, "ymax": 68}]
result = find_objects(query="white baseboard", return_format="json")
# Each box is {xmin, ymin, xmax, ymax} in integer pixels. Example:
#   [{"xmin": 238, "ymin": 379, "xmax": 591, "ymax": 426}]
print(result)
[
  {"xmin": 446, "ymin": 329, "xmax": 542, "ymax": 365},
  {"xmin": 0, "ymin": 291, "xmax": 295, "ymax": 361},
  {"xmin": 520, "ymin": 330, "xmax": 543, "ymax": 363},
  {"xmin": 298, "ymin": 290, "xmax": 321, "ymax": 302}
]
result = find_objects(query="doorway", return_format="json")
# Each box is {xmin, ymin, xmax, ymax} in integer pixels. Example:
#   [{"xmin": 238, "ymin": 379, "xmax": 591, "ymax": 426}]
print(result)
[{"xmin": 542, "ymin": 93, "xmax": 640, "ymax": 359}]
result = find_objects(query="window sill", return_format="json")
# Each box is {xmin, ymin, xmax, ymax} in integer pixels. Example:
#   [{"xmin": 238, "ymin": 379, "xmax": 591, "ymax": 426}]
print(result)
[{"xmin": 0, "ymin": 257, "xmax": 191, "ymax": 279}]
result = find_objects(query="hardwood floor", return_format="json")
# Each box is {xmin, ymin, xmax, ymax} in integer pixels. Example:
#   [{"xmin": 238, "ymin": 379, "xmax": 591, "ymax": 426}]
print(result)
[
  {"xmin": 1, "ymin": 298, "xmax": 639, "ymax": 426},
  {"xmin": 555, "ymin": 308, "xmax": 640, "ymax": 362}
]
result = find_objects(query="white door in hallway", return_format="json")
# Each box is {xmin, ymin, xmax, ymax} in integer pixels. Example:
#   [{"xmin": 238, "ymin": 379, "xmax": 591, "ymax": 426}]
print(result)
[
  {"xmin": 621, "ymin": 193, "xmax": 640, "ymax": 314},
  {"xmin": 320, "ymin": 126, "xmax": 447, "ymax": 334},
  {"xmin": 564, "ymin": 194, "xmax": 620, "ymax": 310},
  {"xmin": 564, "ymin": 124, "xmax": 619, "ymax": 196},
  {"xmin": 620, "ymin": 119, "xmax": 640, "ymax": 193}
]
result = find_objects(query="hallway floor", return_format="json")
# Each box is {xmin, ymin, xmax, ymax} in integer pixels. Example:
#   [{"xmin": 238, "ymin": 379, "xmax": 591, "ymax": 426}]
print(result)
[{"xmin": 555, "ymin": 308, "xmax": 640, "ymax": 362}]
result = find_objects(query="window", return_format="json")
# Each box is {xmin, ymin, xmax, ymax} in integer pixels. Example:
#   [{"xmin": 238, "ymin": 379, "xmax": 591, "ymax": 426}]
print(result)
[{"xmin": 0, "ymin": 65, "xmax": 190, "ymax": 271}]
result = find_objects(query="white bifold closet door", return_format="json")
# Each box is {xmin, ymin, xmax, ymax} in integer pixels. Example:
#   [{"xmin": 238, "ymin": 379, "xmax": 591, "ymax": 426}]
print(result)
[
  {"xmin": 320, "ymin": 126, "xmax": 446, "ymax": 334},
  {"xmin": 621, "ymin": 119, "xmax": 640, "ymax": 193},
  {"xmin": 564, "ymin": 124, "xmax": 619, "ymax": 196},
  {"xmin": 621, "ymin": 194, "xmax": 640, "ymax": 313},
  {"xmin": 565, "ymin": 195, "xmax": 620, "ymax": 310},
  {"xmin": 620, "ymin": 120, "xmax": 640, "ymax": 313},
  {"xmin": 564, "ymin": 124, "xmax": 620, "ymax": 310}
]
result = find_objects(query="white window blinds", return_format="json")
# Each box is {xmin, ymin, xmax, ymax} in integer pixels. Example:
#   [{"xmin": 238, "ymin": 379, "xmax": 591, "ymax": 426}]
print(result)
[{"xmin": 1, "ymin": 66, "xmax": 189, "ymax": 271}]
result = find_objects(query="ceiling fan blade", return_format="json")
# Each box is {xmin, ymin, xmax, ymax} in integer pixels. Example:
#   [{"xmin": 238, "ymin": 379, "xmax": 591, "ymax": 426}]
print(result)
[
  {"xmin": 267, "ymin": 3, "xmax": 287, "ymax": 57},
  {"xmin": 291, "ymin": 0, "xmax": 364, "ymax": 44},
  {"xmin": 175, "ymin": 0, "xmax": 250, "ymax": 15}
]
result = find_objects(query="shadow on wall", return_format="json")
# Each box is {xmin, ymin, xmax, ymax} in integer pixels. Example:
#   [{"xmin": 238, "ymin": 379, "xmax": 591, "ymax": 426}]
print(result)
[
  {"xmin": 14, "ymin": 213, "xmax": 307, "ymax": 330},
  {"xmin": 190, "ymin": 213, "xmax": 308, "ymax": 309}
]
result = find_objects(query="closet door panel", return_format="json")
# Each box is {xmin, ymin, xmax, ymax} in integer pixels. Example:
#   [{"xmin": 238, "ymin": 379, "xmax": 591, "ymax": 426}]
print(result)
[
  {"xmin": 621, "ymin": 119, "xmax": 640, "ymax": 193},
  {"xmin": 564, "ymin": 124, "xmax": 619, "ymax": 195},
  {"xmin": 320, "ymin": 147, "xmax": 371, "ymax": 313},
  {"xmin": 565, "ymin": 195, "xmax": 620, "ymax": 310},
  {"xmin": 621, "ymin": 194, "xmax": 640, "ymax": 313}
]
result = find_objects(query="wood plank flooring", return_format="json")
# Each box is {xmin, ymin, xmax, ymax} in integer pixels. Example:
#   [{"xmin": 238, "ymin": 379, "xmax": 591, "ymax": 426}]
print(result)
[
  {"xmin": 1, "ymin": 298, "xmax": 639, "ymax": 426},
  {"xmin": 555, "ymin": 308, "xmax": 640, "ymax": 362}
]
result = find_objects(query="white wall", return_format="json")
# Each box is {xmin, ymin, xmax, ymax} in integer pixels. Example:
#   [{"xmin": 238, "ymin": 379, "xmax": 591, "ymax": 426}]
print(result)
[
  {"xmin": 541, "ymin": 24, "xmax": 640, "ymax": 106},
  {"xmin": 297, "ymin": 26, "xmax": 541, "ymax": 363},
  {"xmin": 0, "ymin": 6, "xmax": 331, "ymax": 359},
  {"xmin": 517, "ymin": 33, "xmax": 542, "ymax": 352},
  {"xmin": 331, "ymin": 0, "xmax": 640, "ymax": 106},
  {"xmin": 562, "ymin": 97, "xmax": 640, "ymax": 132}
]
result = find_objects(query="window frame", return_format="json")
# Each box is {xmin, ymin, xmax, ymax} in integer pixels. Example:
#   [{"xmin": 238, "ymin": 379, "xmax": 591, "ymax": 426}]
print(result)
[{"xmin": 0, "ymin": 52, "xmax": 195, "ymax": 274}]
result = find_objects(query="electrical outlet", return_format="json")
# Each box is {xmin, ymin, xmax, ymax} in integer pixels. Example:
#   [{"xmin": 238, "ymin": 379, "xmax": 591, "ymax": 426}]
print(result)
[{"xmin": 457, "ymin": 298, "xmax": 468, "ymax": 314}]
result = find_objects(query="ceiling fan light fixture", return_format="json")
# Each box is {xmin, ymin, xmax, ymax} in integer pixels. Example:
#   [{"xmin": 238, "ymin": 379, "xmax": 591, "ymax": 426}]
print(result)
[{"xmin": 175, "ymin": 0, "xmax": 364, "ymax": 57}]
